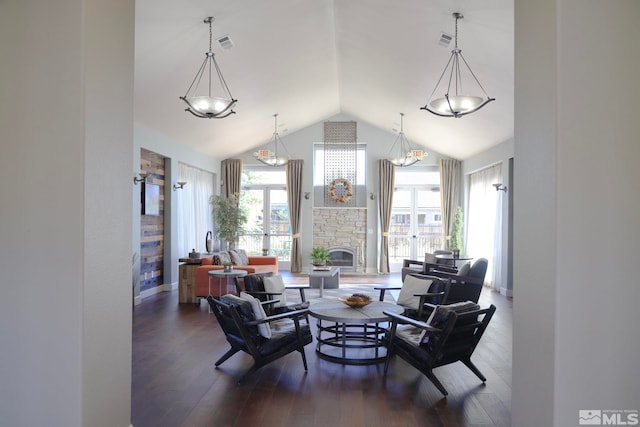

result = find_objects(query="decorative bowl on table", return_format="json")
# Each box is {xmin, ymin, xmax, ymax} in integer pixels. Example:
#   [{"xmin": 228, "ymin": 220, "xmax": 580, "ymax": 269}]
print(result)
[{"xmin": 339, "ymin": 294, "xmax": 373, "ymax": 308}]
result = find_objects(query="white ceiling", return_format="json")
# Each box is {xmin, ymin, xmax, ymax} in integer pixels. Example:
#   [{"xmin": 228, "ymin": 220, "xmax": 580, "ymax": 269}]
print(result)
[{"xmin": 134, "ymin": 0, "xmax": 513, "ymax": 160}]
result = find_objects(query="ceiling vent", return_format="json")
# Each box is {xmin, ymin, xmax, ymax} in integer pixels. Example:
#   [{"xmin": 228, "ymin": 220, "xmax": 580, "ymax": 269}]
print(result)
[
  {"xmin": 217, "ymin": 35, "xmax": 234, "ymax": 50},
  {"xmin": 438, "ymin": 32, "xmax": 453, "ymax": 48}
]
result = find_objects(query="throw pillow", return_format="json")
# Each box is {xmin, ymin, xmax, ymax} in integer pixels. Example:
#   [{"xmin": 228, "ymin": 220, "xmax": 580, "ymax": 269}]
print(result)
[
  {"xmin": 218, "ymin": 251, "xmax": 232, "ymax": 265},
  {"xmin": 235, "ymin": 249, "xmax": 250, "ymax": 265},
  {"xmin": 397, "ymin": 275, "xmax": 433, "ymax": 310},
  {"xmin": 240, "ymin": 292, "xmax": 271, "ymax": 339},
  {"xmin": 211, "ymin": 253, "xmax": 222, "ymax": 265},
  {"xmin": 424, "ymin": 252, "xmax": 437, "ymax": 264},
  {"xmin": 458, "ymin": 262, "xmax": 471, "ymax": 276},
  {"xmin": 228, "ymin": 250, "xmax": 242, "ymax": 265},
  {"xmin": 263, "ymin": 275, "xmax": 287, "ymax": 308}
]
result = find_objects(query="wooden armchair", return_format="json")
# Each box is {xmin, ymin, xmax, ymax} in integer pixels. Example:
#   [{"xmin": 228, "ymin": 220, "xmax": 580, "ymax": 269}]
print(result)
[
  {"xmin": 401, "ymin": 251, "xmax": 457, "ymax": 281},
  {"xmin": 420, "ymin": 258, "xmax": 488, "ymax": 305},
  {"xmin": 234, "ymin": 272, "xmax": 309, "ymax": 315},
  {"xmin": 207, "ymin": 294, "xmax": 312, "ymax": 383},
  {"xmin": 375, "ymin": 274, "xmax": 451, "ymax": 320},
  {"xmin": 383, "ymin": 302, "xmax": 496, "ymax": 396}
]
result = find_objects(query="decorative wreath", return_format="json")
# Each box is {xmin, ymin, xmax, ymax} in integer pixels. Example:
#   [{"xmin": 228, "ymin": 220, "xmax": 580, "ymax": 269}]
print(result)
[{"xmin": 328, "ymin": 178, "xmax": 353, "ymax": 204}]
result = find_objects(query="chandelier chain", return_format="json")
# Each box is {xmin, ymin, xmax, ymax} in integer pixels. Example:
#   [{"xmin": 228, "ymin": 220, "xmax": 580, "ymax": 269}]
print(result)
[
  {"xmin": 208, "ymin": 18, "xmax": 213, "ymax": 53},
  {"xmin": 455, "ymin": 15, "xmax": 458, "ymax": 50}
]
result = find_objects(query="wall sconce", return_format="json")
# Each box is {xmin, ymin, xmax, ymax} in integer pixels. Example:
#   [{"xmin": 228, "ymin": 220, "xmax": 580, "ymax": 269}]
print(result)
[
  {"xmin": 493, "ymin": 183, "xmax": 507, "ymax": 192},
  {"xmin": 133, "ymin": 172, "xmax": 148, "ymax": 185},
  {"xmin": 304, "ymin": 192, "xmax": 311, "ymax": 200},
  {"xmin": 173, "ymin": 181, "xmax": 187, "ymax": 191},
  {"xmin": 369, "ymin": 192, "xmax": 376, "ymax": 200}
]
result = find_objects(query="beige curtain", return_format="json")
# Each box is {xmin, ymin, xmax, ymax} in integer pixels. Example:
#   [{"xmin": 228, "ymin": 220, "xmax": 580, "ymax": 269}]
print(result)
[
  {"xmin": 378, "ymin": 159, "xmax": 395, "ymax": 273},
  {"xmin": 439, "ymin": 158, "xmax": 461, "ymax": 247},
  {"xmin": 222, "ymin": 158, "xmax": 242, "ymax": 198},
  {"xmin": 286, "ymin": 160, "xmax": 303, "ymax": 272}
]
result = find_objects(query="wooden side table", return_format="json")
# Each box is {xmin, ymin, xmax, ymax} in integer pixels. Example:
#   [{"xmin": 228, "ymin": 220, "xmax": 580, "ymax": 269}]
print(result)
[
  {"xmin": 178, "ymin": 258, "xmax": 202, "ymax": 304},
  {"xmin": 308, "ymin": 265, "xmax": 340, "ymax": 298},
  {"xmin": 207, "ymin": 270, "xmax": 247, "ymax": 298}
]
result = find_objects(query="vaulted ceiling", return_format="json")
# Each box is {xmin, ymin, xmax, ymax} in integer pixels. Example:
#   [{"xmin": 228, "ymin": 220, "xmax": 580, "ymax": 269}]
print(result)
[{"xmin": 134, "ymin": 0, "xmax": 513, "ymax": 160}]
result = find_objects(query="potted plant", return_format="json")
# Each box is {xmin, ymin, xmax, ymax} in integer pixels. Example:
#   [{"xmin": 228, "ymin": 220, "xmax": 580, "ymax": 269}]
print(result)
[
  {"xmin": 448, "ymin": 206, "xmax": 463, "ymax": 257},
  {"xmin": 310, "ymin": 247, "xmax": 332, "ymax": 266},
  {"xmin": 210, "ymin": 194, "xmax": 248, "ymax": 250},
  {"xmin": 222, "ymin": 261, "xmax": 233, "ymax": 273}
]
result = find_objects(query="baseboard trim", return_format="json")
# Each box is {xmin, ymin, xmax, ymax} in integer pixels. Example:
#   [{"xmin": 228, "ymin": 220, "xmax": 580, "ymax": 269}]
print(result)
[
  {"xmin": 163, "ymin": 281, "xmax": 178, "ymax": 292},
  {"xmin": 500, "ymin": 287, "xmax": 513, "ymax": 298},
  {"xmin": 136, "ymin": 282, "xmax": 178, "ymax": 304}
]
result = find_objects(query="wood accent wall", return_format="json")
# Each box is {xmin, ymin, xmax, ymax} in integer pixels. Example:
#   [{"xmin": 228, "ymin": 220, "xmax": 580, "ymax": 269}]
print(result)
[{"xmin": 140, "ymin": 148, "xmax": 165, "ymax": 292}]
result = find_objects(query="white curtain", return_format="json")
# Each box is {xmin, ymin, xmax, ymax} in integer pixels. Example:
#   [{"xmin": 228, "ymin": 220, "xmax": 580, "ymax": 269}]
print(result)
[
  {"xmin": 177, "ymin": 163, "xmax": 215, "ymax": 257},
  {"xmin": 467, "ymin": 164, "xmax": 502, "ymax": 290}
]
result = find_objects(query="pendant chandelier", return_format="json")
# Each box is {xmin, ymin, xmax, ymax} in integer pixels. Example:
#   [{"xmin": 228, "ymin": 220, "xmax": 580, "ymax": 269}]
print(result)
[
  {"xmin": 387, "ymin": 113, "xmax": 426, "ymax": 167},
  {"xmin": 420, "ymin": 12, "xmax": 494, "ymax": 118},
  {"xmin": 254, "ymin": 114, "xmax": 290, "ymax": 166},
  {"xmin": 180, "ymin": 17, "xmax": 237, "ymax": 119}
]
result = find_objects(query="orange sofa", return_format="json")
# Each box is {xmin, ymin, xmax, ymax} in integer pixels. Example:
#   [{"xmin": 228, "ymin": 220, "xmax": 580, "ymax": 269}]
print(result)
[{"xmin": 195, "ymin": 254, "xmax": 279, "ymax": 298}]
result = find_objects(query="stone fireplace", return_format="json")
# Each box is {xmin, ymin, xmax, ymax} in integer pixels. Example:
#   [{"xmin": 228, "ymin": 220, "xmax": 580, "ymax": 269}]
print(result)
[{"xmin": 313, "ymin": 208, "xmax": 366, "ymax": 272}]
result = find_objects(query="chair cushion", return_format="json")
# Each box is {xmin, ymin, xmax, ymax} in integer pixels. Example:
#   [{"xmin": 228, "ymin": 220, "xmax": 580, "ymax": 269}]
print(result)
[
  {"xmin": 394, "ymin": 324, "xmax": 424, "ymax": 347},
  {"xmin": 217, "ymin": 294, "xmax": 257, "ymax": 338},
  {"xmin": 220, "ymin": 294, "xmax": 255, "ymax": 322},
  {"xmin": 257, "ymin": 322, "xmax": 313, "ymax": 356},
  {"xmin": 469, "ymin": 258, "xmax": 488, "ymax": 279},
  {"xmin": 397, "ymin": 275, "xmax": 433, "ymax": 310},
  {"xmin": 242, "ymin": 272, "xmax": 273, "ymax": 294},
  {"xmin": 458, "ymin": 262, "xmax": 471, "ymax": 276},
  {"xmin": 419, "ymin": 301, "xmax": 480, "ymax": 346},
  {"xmin": 240, "ymin": 292, "xmax": 271, "ymax": 339},
  {"xmin": 263, "ymin": 275, "xmax": 287, "ymax": 307}
]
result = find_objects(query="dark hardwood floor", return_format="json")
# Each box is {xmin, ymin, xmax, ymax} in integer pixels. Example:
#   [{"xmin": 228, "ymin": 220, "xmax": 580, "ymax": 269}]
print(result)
[{"xmin": 132, "ymin": 273, "xmax": 512, "ymax": 427}]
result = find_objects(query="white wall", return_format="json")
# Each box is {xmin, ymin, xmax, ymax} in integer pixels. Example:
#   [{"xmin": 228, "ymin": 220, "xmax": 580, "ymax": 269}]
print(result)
[
  {"xmin": 234, "ymin": 112, "xmax": 449, "ymax": 272},
  {"xmin": 513, "ymin": 0, "xmax": 640, "ymax": 426},
  {"xmin": 0, "ymin": 1, "xmax": 134, "ymax": 426}
]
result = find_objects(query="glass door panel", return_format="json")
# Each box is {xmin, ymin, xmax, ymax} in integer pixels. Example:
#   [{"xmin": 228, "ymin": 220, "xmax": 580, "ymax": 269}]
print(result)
[
  {"xmin": 239, "ymin": 187, "xmax": 291, "ymax": 270},
  {"xmin": 240, "ymin": 189, "xmax": 265, "ymax": 255},
  {"xmin": 389, "ymin": 189, "xmax": 412, "ymax": 267},
  {"xmin": 389, "ymin": 187, "xmax": 443, "ymax": 271},
  {"xmin": 416, "ymin": 189, "xmax": 444, "ymax": 256},
  {"xmin": 268, "ymin": 189, "xmax": 291, "ymax": 269}
]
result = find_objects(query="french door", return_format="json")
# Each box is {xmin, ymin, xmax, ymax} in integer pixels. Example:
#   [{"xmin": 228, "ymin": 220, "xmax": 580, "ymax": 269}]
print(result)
[
  {"xmin": 389, "ymin": 186, "xmax": 443, "ymax": 271},
  {"xmin": 240, "ymin": 186, "xmax": 291, "ymax": 270}
]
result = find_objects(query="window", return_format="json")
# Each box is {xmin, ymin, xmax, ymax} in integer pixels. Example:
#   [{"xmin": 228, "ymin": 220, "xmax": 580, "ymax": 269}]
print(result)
[
  {"xmin": 176, "ymin": 163, "xmax": 215, "ymax": 256},
  {"xmin": 313, "ymin": 143, "xmax": 367, "ymax": 207}
]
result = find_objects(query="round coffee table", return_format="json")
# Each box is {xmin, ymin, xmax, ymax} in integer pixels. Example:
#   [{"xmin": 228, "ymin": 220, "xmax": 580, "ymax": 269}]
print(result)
[{"xmin": 309, "ymin": 300, "xmax": 404, "ymax": 365}]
